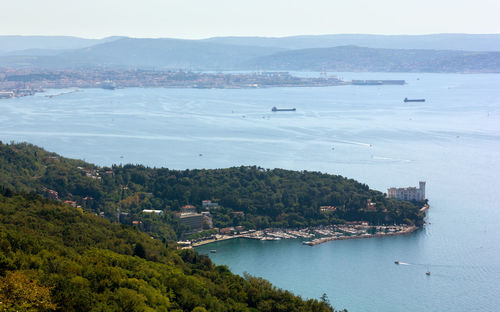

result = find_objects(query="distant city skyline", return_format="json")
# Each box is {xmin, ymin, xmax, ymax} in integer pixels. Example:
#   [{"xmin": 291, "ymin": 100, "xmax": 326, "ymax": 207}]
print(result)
[{"xmin": 1, "ymin": 0, "xmax": 499, "ymax": 39}]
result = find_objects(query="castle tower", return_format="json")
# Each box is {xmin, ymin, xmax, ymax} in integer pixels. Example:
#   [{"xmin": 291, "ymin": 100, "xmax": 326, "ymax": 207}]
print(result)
[{"xmin": 419, "ymin": 181, "xmax": 426, "ymax": 200}]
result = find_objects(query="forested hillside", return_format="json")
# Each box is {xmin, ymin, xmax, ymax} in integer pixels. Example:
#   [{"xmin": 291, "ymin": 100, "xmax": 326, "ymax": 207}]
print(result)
[
  {"xmin": 0, "ymin": 188, "xmax": 339, "ymax": 311},
  {"xmin": 0, "ymin": 141, "xmax": 425, "ymax": 241}
]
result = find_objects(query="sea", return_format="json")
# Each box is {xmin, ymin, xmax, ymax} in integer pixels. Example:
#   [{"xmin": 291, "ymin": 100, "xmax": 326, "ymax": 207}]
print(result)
[{"xmin": 1, "ymin": 72, "xmax": 499, "ymax": 312}]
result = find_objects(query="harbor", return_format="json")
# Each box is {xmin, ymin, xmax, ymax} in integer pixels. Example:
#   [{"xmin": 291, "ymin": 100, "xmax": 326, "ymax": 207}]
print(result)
[{"xmin": 186, "ymin": 223, "xmax": 419, "ymax": 248}]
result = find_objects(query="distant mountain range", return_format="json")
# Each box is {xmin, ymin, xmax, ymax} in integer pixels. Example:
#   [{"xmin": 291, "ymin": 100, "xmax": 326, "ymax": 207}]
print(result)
[
  {"xmin": 0, "ymin": 37, "xmax": 285, "ymax": 69},
  {"xmin": 204, "ymin": 34, "xmax": 500, "ymax": 51},
  {"xmin": 0, "ymin": 34, "xmax": 499, "ymax": 72},
  {"xmin": 0, "ymin": 35, "xmax": 122, "ymax": 54},
  {"xmin": 243, "ymin": 46, "xmax": 500, "ymax": 72}
]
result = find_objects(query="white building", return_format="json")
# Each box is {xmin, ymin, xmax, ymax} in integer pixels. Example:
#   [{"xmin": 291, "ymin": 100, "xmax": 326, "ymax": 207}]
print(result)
[
  {"xmin": 142, "ymin": 209, "xmax": 163, "ymax": 215},
  {"xmin": 387, "ymin": 181, "xmax": 426, "ymax": 201},
  {"xmin": 202, "ymin": 200, "xmax": 219, "ymax": 210}
]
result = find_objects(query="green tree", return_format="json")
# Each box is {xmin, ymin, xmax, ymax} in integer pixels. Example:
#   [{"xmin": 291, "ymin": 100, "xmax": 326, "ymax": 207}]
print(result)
[
  {"xmin": 0, "ymin": 271, "xmax": 57, "ymax": 311},
  {"xmin": 133, "ymin": 242, "xmax": 146, "ymax": 259}
]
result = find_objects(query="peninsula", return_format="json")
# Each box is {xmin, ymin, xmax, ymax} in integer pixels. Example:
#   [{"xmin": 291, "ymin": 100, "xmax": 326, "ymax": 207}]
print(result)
[
  {"xmin": 0, "ymin": 142, "xmax": 427, "ymax": 243},
  {"xmin": 0, "ymin": 141, "xmax": 427, "ymax": 311}
]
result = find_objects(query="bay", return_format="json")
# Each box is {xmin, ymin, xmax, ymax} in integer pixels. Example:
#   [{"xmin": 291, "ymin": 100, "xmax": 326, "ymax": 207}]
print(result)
[{"xmin": 1, "ymin": 72, "xmax": 499, "ymax": 311}]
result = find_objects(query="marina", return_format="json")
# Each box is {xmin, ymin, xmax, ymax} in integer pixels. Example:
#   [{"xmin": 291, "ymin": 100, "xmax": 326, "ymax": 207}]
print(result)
[
  {"xmin": 302, "ymin": 225, "xmax": 418, "ymax": 246},
  {"xmin": 188, "ymin": 224, "xmax": 418, "ymax": 247}
]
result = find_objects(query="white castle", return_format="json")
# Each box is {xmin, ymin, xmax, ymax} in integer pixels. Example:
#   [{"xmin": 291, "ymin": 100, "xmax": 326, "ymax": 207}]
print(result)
[{"xmin": 387, "ymin": 181, "xmax": 426, "ymax": 201}]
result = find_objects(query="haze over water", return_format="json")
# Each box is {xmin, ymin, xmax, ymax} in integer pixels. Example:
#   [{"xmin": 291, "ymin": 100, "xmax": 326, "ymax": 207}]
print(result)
[{"xmin": 1, "ymin": 72, "xmax": 499, "ymax": 312}]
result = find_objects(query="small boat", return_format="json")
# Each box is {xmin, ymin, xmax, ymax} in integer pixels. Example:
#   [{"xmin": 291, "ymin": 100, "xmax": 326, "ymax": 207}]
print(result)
[
  {"xmin": 210, "ymin": 250, "xmax": 217, "ymax": 253},
  {"xmin": 404, "ymin": 97, "xmax": 425, "ymax": 103},
  {"xmin": 426, "ymin": 271, "xmax": 431, "ymax": 276},
  {"xmin": 272, "ymin": 106, "xmax": 296, "ymax": 112},
  {"xmin": 394, "ymin": 261, "xmax": 400, "ymax": 265}
]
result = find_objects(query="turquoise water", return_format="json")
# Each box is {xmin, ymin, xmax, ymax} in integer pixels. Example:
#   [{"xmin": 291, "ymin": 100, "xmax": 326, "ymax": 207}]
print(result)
[{"xmin": 1, "ymin": 72, "xmax": 499, "ymax": 311}]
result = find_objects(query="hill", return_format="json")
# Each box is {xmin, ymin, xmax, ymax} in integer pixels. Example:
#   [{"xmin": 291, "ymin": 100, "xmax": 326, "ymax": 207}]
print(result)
[
  {"xmin": 1, "ymin": 34, "xmax": 499, "ymax": 72},
  {"xmin": 0, "ymin": 141, "xmax": 425, "ymax": 241},
  {"xmin": 0, "ymin": 35, "xmax": 122, "ymax": 54},
  {"xmin": 0, "ymin": 38, "xmax": 285, "ymax": 70},
  {"xmin": 3, "ymin": 34, "xmax": 499, "ymax": 54},
  {"xmin": 242, "ymin": 45, "xmax": 500, "ymax": 72},
  {"xmin": 0, "ymin": 188, "xmax": 339, "ymax": 311},
  {"xmin": 204, "ymin": 33, "xmax": 500, "ymax": 51}
]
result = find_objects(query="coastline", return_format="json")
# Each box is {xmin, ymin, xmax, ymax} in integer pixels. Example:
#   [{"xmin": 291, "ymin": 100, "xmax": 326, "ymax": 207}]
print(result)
[{"xmin": 188, "ymin": 223, "xmax": 420, "ymax": 248}]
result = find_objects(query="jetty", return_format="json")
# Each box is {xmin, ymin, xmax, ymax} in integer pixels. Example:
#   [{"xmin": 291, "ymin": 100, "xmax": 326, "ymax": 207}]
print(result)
[{"xmin": 45, "ymin": 89, "xmax": 79, "ymax": 98}]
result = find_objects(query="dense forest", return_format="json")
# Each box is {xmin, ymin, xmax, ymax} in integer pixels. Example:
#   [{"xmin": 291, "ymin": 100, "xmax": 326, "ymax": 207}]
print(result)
[
  {"xmin": 0, "ymin": 141, "xmax": 425, "ymax": 241},
  {"xmin": 0, "ymin": 188, "xmax": 341, "ymax": 311}
]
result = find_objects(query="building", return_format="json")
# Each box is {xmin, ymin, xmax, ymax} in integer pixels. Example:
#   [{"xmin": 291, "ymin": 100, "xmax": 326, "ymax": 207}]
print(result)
[
  {"xmin": 142, "ymin": 209, "xmax": 163, "ymax": 215},
  {"xmin": 64, "ymin": 200, "xmax": 77, "ymax": 208},
  {"xmin": 202, "ymin": 200, "xmax": 219, "ymax": 210},
  {"xmin": 44, "ymin": 189, "xmax": 59, "ymax": 200},
  {"xmin": 365, "ymin": 199, "xmax": 377, "ymax": 211},
  {"xmin": 320, "ymin": 206, "xmax": 337, "ymax": 212},
  {"xmin": 181, "ymin": 205, "xmax": 197, "ymax": 213},
  {"xmin": 201, "ymin": 211, "xmax": 213, "ymax": 228},
  {"xmin": 178, "ymin": 212, "xmax": 204, "ymax": 232},
  {"xmin": 220, "ymin": 227, "xmax": 235, "ymax": 235},
  {"xmin": 235, "ymin": 226, "xmax": 245, "ymax": 232},
  {"xmin": 387, "ymin": 181, "xmax": 426, "ymax": 201}
]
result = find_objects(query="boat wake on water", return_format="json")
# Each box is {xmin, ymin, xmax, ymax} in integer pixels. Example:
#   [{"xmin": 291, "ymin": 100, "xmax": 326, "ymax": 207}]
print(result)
[
  {"xmin": 395, "ymin": 262, "xmax": 500, "ymax": 270},
  {"xmin": 372, "ymin": 156, "xmax": 412, "ymax": 163},
  {"xmin": 330, "ymin": 139, "xmax": 372, "ymax": 147}
]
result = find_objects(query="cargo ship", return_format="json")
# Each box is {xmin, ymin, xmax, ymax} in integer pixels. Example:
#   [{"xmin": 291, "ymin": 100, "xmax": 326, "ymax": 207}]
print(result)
[
  {"xmin": 98, "ymin": 81, "xmax": 116, "ymax": 90},
  {"xmin": 272, "ymin": 106, "xmax": 296, "ymax": 112},
  {"xmin": 404, "ymin": 98, "xmax": 425, "ymax": 102},
  {"xmin": 352, "ymin": 80, "xmax": 406, "ymax": 85}
]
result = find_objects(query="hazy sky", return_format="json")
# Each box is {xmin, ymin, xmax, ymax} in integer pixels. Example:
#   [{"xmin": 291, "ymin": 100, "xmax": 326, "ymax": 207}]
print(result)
[{"xmin": 1, "ymin": 0, "xmax": 499, "ymax": 38}]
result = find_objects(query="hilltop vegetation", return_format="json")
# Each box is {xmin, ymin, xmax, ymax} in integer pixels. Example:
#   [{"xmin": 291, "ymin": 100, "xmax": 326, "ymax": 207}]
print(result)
[
  {"xmin": 0, "ymin": 188, "xmax": 339, "ymax": 311},
  {"xmin": 0, "ymin": 141, "xmax": 425, "ymax": 241}
]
